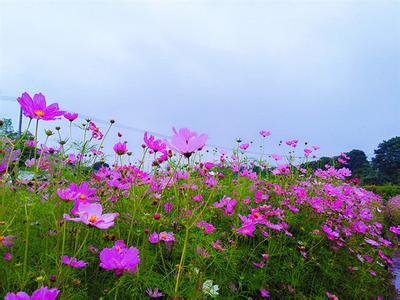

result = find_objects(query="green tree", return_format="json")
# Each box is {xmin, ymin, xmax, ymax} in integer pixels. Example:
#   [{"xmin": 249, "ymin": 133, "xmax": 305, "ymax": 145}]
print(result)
[
  {"xmin": 372, "ymin": 136, "xmax": 400, "ymax": 184},
  {"xmin": 345, "ymin": 149, "xmax": 370, "ymax": 179}
]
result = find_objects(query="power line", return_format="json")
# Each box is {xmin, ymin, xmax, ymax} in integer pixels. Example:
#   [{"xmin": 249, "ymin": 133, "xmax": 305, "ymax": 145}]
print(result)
[{"xmin": 1, "ymin": 95, "xmax": 365, "ymax": 159}]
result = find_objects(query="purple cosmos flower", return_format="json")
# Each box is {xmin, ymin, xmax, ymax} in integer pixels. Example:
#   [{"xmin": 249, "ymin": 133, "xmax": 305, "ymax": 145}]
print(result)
[
  {"xmin": 113, "ymin": 142, "xmax": 128, "ymax": 155},
  {"xmin": 146, "ymin": 288, "xmax": 164, "ymax": 298},
  {"xmin": 63, "ymin": 203, "xmax": 119, "ymax": 229},
  {"xmin": 4, "ymin": 286, "xmax": 60, "ymax": 300},
  {"xmin": 364, "ymin": 238, "xmax": 380, "ymax": 247},
  {"xmin": 61, "ymin": 255, "xmax": 87, "ymax": 268},
  {"xmin": 0, "ymin": 235, "xmax": 16, "ymax": 248},
  {"xmin": 148, "ymin": 232, "xmax": 160, "ymax": 244},
  {"xmin": 389, "ymin": 226, "xmax": 400, "ymax": 234},
  {"xmin": 99, "ymin": 240, "xmax": 140, "ymax": 276},
  {"xmin": 64, "ymin": 112, "xmax": 78, "ymax": 122},
  {"xmin": 3, "ymin": 252, "xmax": 12, "ymax": 261},
  {"xmin": 17, "ymin": 92, "xmax": 64, "ymax": 121},
  {"xmin": 168, "ymin": 127, "xmax": 208, "ymax": 158}
]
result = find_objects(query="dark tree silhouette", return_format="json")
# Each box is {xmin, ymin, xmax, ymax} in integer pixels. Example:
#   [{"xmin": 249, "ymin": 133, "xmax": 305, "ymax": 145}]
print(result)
[{"xmin": 372, "ymin": 136, "xmax": 400, "ymax": 184}]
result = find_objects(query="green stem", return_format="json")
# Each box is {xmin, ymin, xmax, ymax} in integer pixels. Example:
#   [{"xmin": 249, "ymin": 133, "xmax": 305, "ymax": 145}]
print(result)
[{"xmin": 174, "ymin": 226, "xmax": 189, "ymax": 295}]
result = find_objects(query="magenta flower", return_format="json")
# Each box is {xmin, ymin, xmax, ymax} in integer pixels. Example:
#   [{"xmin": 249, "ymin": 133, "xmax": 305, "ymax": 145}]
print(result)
[
  {"xmin": 168, "ymin": 127, "xmax": 208, "ymax": 158},
  {"xmin": 196, "ymin": 221, "xmax": 216, "ymax": 234},
  {"xmin": 259, "ymin": 130, "xmax": 271, "ymax": 137},
  {"xmin": 4, "ymin": 286, "xmax": 59, "ymax": 300},
  {"xmin": 99, "ymin": 240, "xmax": 140, "ymax": 276},
  {"xmin": 212, "ymin": 239, "xmax": 225, "ymax": 251},
  {"xmin": 3, "ymin": 252, "xmax": 12, "ymax": 261},
  {"xmin": 239, "ymin": 143, "xmax": 250, "ymax": 150},
  {"xmin": 63, "ymin": 203, "xmax": 119, "ymax": 229},
  {"xmin": 56, "ymin": 188, "xmax": 76, "ymax": 201},
  {"xmin": 17, "ymin": 92, "xmax": 64, "ymax": 121},
  {"xmin": 236, "ymin": 223, "xmax": 256, "ymax": 237},
  {"xmin": 88, "ymin": 121, "xmax": 103, "ymax": 140},
  {"xmin": 271, "ymin": 153, "xmax": 283, "ymax": 161},
  {"xmin": 64, "ymin": 112, "xmax": 78, "ymax": 122},
  {"xmin": 61, "ymin": 255, "xmax": 88, "ymax": 268},
  {"xmin": 0, "ymin": 235, "xmax": 16, "ymax": 248},
  {"xmin": 69, "ymin": 181, "xmax": 97, "ymax": 201},
  {"xmin": 389, "ymin": 226, "xmax": 400, "ymax": 234},
  {"xmin": 113, "ymin": 142, "xmax": 128, "ymax": 155},
  {"xmin": 144, "ymin": 132, "xmax": 167, "ymax": 153},
  {"xmin": 326, "ymin": 292, "xmax": 338, "ymax": 300},
  {"xmin": 364, "ymin": 238, "xmax": 380, "ymax": 247},
  {"xmin": 148, "ymin": 232, "xmax": 160, "ymax": 244},
  {"xmin": 147, "ymin": 288, "xmax": 164, "ymax": 298},
  {"xmin": 260, "ymin": 288, "xmax": 270, "ymax": 298},
  {"xmin": 159, "ymin": 232, "xmax": 175, "ymax": 242}
]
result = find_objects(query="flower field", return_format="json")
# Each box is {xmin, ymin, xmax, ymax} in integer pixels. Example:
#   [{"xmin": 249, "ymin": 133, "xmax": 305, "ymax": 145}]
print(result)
[{"xmin": 0, "ymin": 92, "xmax": 399, "ymax": 299}]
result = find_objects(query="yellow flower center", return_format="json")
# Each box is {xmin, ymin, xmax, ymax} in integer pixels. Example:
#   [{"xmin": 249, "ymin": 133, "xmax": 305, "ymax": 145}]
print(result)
[
  {"xmin": 0, "ymin": 236, "xmax": 4, "ymax": 241},
  {"xmin": 88, "ymin": 215, "xmax": 97, "ymax": 223},
  {"xmin": 79, "ymin": 194, "xmax": 87, "ymax": 200},
  {"xmin": 161, "ymin": 233, "xmax": 167, "ymax": 239},
  {"xmin": 34, "ymin": 110, "xmax": 45, "ymax": 117}
]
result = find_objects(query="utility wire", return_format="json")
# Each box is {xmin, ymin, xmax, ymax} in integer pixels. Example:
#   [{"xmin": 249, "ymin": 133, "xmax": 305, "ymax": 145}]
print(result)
[{"xmin": 1, "ymin": 95, "xmax": 362, "ymax": 159}]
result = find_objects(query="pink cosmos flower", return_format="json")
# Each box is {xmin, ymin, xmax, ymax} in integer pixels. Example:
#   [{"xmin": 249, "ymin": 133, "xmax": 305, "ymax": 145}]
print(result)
[
  {"xmin": 271, "ymin": 153, "xmax": 283, "ymax": 161},
  {"xmin": 0, "ymin": 235, "xmax": 16, "ymax": 247},
  {"xmin": 304, "ymin": 148, "xmax": 312, "ymax": 157},
  {"xmin": 212, "ymin": 239, "xmax": 225, "ymax": 251},
  {"xmin": 147, "ymin": 288, "xmax": 164, "ymax": 298},
  {"xmin": 168, "ymin": 127, "xmax": 208, "ymax": 158},
  {"xmin": 17, "ymin": 92, "xmax": 64, "ymax": 121},
  {"xmin": 253, "ymin": 261, "xmax": 265, "ymax": 268},
  {"xmin": 236, "ymin": 223, "xmax": 256, "ymax": 237},
  {"xmin": 196, "ymin": 246, "xmax": 210, "ymax": 257},
  {"xmin": 259, "ymin": 130, "xmax": 271, "ymax": 137},
  {"xmin": 3, "ymin": 252, "xmax": 12, "ymax": 261},
  {"xmin": 144, "ymin": 132, "xmax": 167, "ymax": 153},
  {"xmin": 65, "ymin": 154, "xmax": 78, "ymax": 164},
  {"xmin": 260, "ymin": 288, "xmax": 270, "ymax": 298},
  {"xmin": 192, "ymin": 194, "xmax": 203, "ymax": 202},
  {"xmin": 4, "ymin": 286, "xmax": 60, "ymax": 300},
  {"xmin": 61, "ymin": 255, "xmax": 88, "ymax": 268},
  {"xmin": 164, "ymin": 202, "xmax": 173, "ymax": 213},
  {"xmin": 99, "ymin": 240, "xmax": 140, "ymax": 276},
  {"xmin": 113, "ymin": 142, "xmax": 128, "ymax": 155},
  {"xmin": 239, "ymin": 143, "xmax": 250, "ymax": 150},
  {"xmin": 364, "ymin": 238, "xmax": 380, "ymax": 247},
  {"xmin": 88, "ymin": 121, "xmax": 103, "ymax": 140},
  {"xmin": 159, "ymin": 232, "xmax": 175, "ymax": 242},
  {"xmin": 63, "ymin": 203, "xmax": 119, "ymax": 229},
  {"xmin": 389, "ymin": 226, "xmax": 400, "ymax": 234},
  {"xmin": 326, "ymin": 291, "xmax": 338, "ymax": 300},
  {"xmin": 196, "ymin": 221, "xmax": 216, "ymax": 234},
  {"xmin": 64, "ymin": 112, "xmax": 78, "ymax": 122},
  {"xmin": 148, "ymin": 232, "xmax": 159, "ymax": 244},
  {"xmin": 214, "ymin": 196, "xmax": 237, "ymax": 216}
]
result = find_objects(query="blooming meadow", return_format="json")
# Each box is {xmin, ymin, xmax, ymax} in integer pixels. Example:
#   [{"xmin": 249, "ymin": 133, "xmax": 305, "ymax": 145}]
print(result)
[{"xmin": 0, "ymin": 92, "xmax": 398, "ymax": 299}]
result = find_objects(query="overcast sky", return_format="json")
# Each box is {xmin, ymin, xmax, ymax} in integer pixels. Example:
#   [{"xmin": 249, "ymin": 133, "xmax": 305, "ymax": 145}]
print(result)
[{"xmin": 1, "ymin": 0, "xmax": 399, "ymax": 160}]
